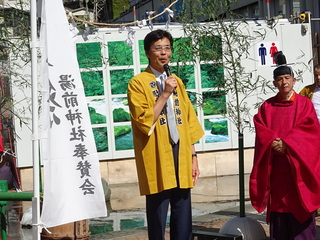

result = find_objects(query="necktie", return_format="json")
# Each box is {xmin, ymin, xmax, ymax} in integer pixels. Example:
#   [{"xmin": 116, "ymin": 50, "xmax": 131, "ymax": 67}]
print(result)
[{"xmin": 160, "ymin": 74, "xmax": 179, "ymax": 144}]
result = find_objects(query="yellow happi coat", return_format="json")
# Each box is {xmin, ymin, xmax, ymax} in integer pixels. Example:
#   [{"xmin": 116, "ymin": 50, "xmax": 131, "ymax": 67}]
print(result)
[{"xmin": 127, "ymin": 67, "xmax": 204, "ymax": 196}]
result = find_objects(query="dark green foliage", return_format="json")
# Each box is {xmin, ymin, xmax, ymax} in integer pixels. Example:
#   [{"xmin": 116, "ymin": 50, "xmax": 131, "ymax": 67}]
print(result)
[
  {"xmin": 114, "ymin": 126, "xmax": 131, "ymax": 137},
  {"xmin": 211, "ymin": 121, "xmax": 228, "ymax": 135},
  {"xmin": 187, "ymin": 92, "xmax": 197, "ymax": 103},
  {"xmin": 114, "ymin": 126, "xmax": 133, "ymax": 150},
  {"xmin": 108, "ymin": 41, "xmax": 133, "ymax": 66},
  {"xmin": 198, "ymin": 35, "xmax": 223, "ymax": 62},
  {"xmin": 113, "ymin": 108, "xmax": 130, "ymax": 122},
  {"xmin": 204, "ymin": 119, "xmax": 228, "ymax": 136},
  {"xmin": 113, "ymin": 0, "xmax": 130, "ymax": 19},
  {"xmin": 187, "ymin": 92, "xmax": 199, "ymax": 114},
  {"xmin": 93, "ymin": 127, "xmax": 108, "ymax": 152},
  {"xmin": 202, "ymin": 92, "xmax": 226, "ymax": 115},
  {"xmin": 110, "ymin": 69, "xmax": 134, "ymax": 94},
  {"xmin": 171, "ymin": 37, "xmax": 193, "ymax": 63},
  {"xmin": 138, "ymin": 40, "xmax": 149, "ymax": 65},
  {"xmin": 201, "ymin": 64, "xmax": 224, "ymax": 88},
  {"xmin": 171, "ymin": 65, "xmax": 195, "ymax": 88},
  {"xmin": 88, "ymin": 106, "xmax": 106, "ymax": 124},
  {"xmin": 81, "ymin": 71, "xmax": 104, "ymax": 96},
  {"xmin": 76, "ymin": 42, "xmax": 102, "ymax": 68}
]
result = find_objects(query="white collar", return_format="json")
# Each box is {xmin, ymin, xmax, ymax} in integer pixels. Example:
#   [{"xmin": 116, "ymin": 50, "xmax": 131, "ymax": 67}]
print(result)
[{"xmin": 150, "ymin": 65, "xmax": 166, "ymax": 78}]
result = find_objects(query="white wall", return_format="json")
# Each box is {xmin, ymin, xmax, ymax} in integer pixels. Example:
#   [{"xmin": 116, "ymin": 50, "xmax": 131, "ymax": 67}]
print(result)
[{"xmin": 11, "ymin": 19, "xmax": 314, "ymax": 167}]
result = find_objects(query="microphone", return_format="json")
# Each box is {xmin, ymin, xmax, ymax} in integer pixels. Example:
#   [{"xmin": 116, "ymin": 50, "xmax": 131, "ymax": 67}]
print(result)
[{"xmin": 163, "ymin": 64, "xmax": 176, "ymax": 94}]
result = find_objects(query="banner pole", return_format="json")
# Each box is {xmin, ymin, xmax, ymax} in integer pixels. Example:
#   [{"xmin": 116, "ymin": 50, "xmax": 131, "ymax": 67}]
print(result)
[{"xmin": 30, "ymin": 0, "xmax": 41, "ymax": 239}]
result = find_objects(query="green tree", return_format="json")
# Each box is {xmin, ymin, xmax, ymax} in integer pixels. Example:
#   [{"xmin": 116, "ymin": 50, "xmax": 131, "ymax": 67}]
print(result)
[
  {"xmin": 178, "ymin": 0, "xmax": 272, "ymax": 220},
  {"xmin": 113, "ymin": 0, "xmax": 130, "ymax": 19},
  {"xmin": 0, "ymin": 4, "xmax": 32, "ymax": 148}
]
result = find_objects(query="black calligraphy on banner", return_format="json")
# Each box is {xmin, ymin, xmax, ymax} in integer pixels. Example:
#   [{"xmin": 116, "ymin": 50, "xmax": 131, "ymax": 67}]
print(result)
[
  {"xmin": 62, "ymin": 92, "xmax": 79, "ymax": 108},
  {"xmin": 65, "ymin": 109, "xmax": 83, "ymax": 125},
  {"xmin": 49, "ymin": 73, "xmax": 96, "ymax": 195},
  {"xmin": 70, "ymin": 126, "xmax": 86, "ymax": 141},
  {"xmin": 76, "ymin": 160, "xmax": 92, "ymax": 178},
  {"xmin": 48, "ymin": 80, "xmax": 62, "ymax": 127},
  {"xmin": 59, "ymin": 74, "xmax": 76, "ymax": 90}
]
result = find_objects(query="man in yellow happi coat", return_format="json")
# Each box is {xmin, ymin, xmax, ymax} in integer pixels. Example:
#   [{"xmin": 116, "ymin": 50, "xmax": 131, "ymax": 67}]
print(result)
[
  {"xmin": 299, "ymin": 64, "xmax": 320, "ymax": 122},
  {"xmin": 127, "ymin": 29, "xmax": 204, "ymax": 240}
]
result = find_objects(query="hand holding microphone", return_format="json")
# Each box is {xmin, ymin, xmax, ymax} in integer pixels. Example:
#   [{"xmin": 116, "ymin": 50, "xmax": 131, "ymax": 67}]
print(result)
[{"xmin": 163, "ymin": 64, "xmax": 177, "ymax": 94}]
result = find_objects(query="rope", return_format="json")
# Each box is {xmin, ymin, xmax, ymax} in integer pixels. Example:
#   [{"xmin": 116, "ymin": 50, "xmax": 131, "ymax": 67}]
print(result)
[
  {"xmin": 0, "ymin": 150, "xmax": 16, "ymax": 163},
  {"xmin": 68, "ymin": 0, "xmax": 178, "ymax": 28}
]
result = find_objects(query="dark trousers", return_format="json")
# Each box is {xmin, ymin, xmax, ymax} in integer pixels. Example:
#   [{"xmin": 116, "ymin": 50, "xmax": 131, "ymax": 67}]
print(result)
[
  {"xmin": 146, "ymin": 142, "xmax": 192, "ymax": 240},
  {"xmin": 270, "ymin": 212, "xmax": 316, "ymax": 240},
  {"xmin": 146, "ymin": 188, "xmax": 192, "ymax": 240}
]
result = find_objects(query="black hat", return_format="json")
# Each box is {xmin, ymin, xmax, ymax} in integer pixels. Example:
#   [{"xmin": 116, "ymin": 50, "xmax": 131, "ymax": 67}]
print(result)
[
  {"xmin": 273, "ymin": 65, "xmax": 294, "ymax": 79},
  {"xmin": 273, "ymin": 51, "xmax": 286, "ymax": 65},
  {"xmin": 273, "ymin": 51, "xmax": 294, "ymax": 79}
]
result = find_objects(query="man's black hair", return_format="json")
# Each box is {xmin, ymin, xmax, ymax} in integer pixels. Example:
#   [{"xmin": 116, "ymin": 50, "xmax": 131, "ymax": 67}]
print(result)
[{"xmin": 144, "ymin": 29, "xmax": 173, "ymax": 54}]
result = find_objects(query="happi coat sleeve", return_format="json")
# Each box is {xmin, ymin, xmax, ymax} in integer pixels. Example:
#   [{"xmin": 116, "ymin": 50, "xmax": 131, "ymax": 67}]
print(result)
[
  {"xmin": 299, "ymin": 83, "xmax": 316, "ymax": 100},
  {"xmin": 250, "ymin": 94, "xmax": 320, "ymax": 220},
  {"xmin": 127, "ymin": 67, "xmax": 204, "ymax": 196}
]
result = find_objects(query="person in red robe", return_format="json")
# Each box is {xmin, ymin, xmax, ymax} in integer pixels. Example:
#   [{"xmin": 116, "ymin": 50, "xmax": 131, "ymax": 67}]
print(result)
[{"xmin": 250, "ymin": 63, "xmax": 320, "ymax": 239}]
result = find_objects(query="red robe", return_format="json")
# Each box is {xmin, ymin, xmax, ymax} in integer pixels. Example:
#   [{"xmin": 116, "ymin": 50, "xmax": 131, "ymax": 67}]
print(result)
[{"xmin": 250, "ymin": 92, "xmax": 320, "ymax": 223}]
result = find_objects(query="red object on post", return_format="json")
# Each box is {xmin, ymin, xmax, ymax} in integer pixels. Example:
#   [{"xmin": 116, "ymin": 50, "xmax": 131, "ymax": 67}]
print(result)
[{"xmin": 0, "ymin": 122, "xmax": 4, "ymax": 152}]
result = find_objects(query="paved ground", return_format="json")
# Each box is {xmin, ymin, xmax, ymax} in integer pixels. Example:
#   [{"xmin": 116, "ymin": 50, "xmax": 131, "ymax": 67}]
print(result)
[
  {"xmin": 90, "ymin": 204, "xmax": 269, "ymax": 240},
  {"xmin": 90, "ymin": 204, "xmax": 320, "ymax": 240}
]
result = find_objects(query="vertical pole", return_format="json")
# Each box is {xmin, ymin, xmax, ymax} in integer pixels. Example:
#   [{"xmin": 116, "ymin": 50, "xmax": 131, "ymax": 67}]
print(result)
[
  {"xmin": 238, "ymin": 133, "xmax": 245, "ymax": 217},
  {"xmin": 30, "ymin": 0, "xmax": 41, "ymax": 239},
  {"xmin": 266, "ymin": 0, "xmax": 271, "ymax": 19},
  {"xmin": 0, "ymin": 201, "xmax": 7, "ymax": 240},
  {"xmin": 133, "ymin": 6, "xmax": 136, "ymax": 25}
]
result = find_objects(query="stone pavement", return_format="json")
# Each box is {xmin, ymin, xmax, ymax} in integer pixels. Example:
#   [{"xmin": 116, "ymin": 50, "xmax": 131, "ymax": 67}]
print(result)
[
  {"xmin": 90, "ymin": 204, "xmax": 320, "ymax": 240},
  {"xmin": 90, "ymin": 204, "xmax": 269, "ymax": 240}
]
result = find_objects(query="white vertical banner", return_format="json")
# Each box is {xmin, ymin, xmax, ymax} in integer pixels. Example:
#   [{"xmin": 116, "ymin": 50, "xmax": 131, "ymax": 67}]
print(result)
[{"xmin": 40, "ymin": 0, "xmax": 107, "ymax": 228}]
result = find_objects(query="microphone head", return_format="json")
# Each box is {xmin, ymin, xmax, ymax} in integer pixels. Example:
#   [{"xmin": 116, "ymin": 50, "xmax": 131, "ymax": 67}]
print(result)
[
  {"xmin": 163, "ymin": 64, "xmax": 171, "ymax": 76},
  {"xmin": 163, "ymin": 64, "xmax": 176, "ymax": 93}
]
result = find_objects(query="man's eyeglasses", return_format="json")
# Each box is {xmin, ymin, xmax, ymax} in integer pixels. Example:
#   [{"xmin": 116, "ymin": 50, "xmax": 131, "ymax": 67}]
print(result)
[{"xmin": 153, "ymin": 46, "xmax": 172, "ymax": 52}]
